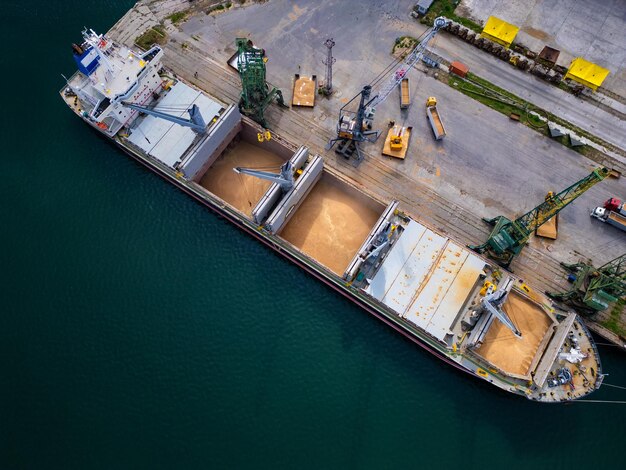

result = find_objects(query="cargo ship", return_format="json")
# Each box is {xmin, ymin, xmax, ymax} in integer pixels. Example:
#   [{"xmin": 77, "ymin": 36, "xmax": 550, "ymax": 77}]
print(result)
[{"xmin": 61, "ymin": 29, "xmax": 603, "ymax": 402}]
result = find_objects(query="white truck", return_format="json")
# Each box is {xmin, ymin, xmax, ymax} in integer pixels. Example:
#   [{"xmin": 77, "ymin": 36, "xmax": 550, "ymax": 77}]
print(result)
[{"xmin": 591, "ymin": 206, "xmax": 626, "ymax": 232}]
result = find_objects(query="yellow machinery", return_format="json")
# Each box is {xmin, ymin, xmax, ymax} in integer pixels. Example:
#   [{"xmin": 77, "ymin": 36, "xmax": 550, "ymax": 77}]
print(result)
[
  {"xmin": 390, "ymin": 126, "xmax": 405, "ymax": 150},
  {"xmin": 382, "ymin": 124, "xmax": 412, "ymax": 159},
  {"xmin": 257, "ymin": 130, "xmax": 272, "ymax": 142},
  {"xmin": 426, "ymin": 96, "xmax": 437, "ymax": 107}
]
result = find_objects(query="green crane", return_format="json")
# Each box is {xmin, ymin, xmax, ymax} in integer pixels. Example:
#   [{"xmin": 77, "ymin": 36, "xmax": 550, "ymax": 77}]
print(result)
[
  {"xmin": 235, "ymin": 38, "xmax": 286, "ymax": 127},
  {"xmin": 547, "ymin": 254, "xmax": 626, "ymax": 313},
  {"xmin": 468, "ymin": 167, "xmax": 610, "ymax": 268}
]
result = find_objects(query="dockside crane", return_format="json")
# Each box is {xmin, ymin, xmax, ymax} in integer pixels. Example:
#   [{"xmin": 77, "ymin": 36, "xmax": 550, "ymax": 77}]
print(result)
[
  {"xmin": 235, "ymin": 38, "xmax": 287, "ymax": 128},
  {"xmin": 468, "ymin": 167, "xmax": 610, "ymax": 268},
  {"xmin": 326, "ymin": 16, "xmax": 449, "ymax": 164},
  {"xmin": 547, "ymin": 254, "xmax": 626, "ymax": 314}
]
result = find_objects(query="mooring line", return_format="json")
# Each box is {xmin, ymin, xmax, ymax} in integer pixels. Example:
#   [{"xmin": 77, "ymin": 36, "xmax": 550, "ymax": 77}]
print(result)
[
  {"xmin": 576, "ymin": 399, "xmax": 626, "ymax": 404},
  {"xmin": 602, "ymin": 383, "xmax": 626, "ymax": 391}
]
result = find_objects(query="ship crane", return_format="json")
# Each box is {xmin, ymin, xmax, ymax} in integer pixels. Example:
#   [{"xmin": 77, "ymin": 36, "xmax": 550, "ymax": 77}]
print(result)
[
  {"xmin": 469, "ymin": 279, "xmax": 522, "ymax": 338},
  {"xmin": 481, "ymin": 288, "xmax": 522, "ymax": 337},
  {"xmin": 122, "ymin": 101, "xmax": 207, "ymax": 133},
  {"xmin": 468, "ymin": 167, "xmax": 610, "ymax": 268},
  {"xmin": 233, "ymin": 161, "xmax": 294, "ymax": 191},
  {"xmin": 326, "ymin": 16, "xmax": 449, "ymax": 164}
]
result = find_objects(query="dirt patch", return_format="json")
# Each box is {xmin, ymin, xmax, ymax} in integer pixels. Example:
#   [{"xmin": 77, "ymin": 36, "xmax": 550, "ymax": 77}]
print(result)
[
  {"xmin": 200, "ymin": 140, "xmax": 284, "ymax": 216},
  {"xmin": 523, "ymin": 26, "xmax": 553, "ymax": 42},
  {"xmin": 476, "ymin": 292, "xmax": 552, "ymax": 376},
  {"xmin": 280, "ymin": 175, "xmax": 382, "ymax": 275}
]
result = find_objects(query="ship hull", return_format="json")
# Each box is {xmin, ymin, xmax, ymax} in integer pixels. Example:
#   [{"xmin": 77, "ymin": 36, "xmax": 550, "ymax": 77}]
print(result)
[{"xmin": 80, "ymin": 121, "xmax": 522, "ymax": 398}]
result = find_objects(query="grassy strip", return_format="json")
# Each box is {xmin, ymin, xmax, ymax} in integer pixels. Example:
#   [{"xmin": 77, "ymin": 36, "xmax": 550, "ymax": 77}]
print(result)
[
  {"xmin": 168, "ymin": 10, "xmax": 189, "ymax": 25},
  {"xmin": 601, "ymin": 298, "xmax": 626, "ymax": 338},
  {"xmin": 419, "ymin": 0, "xmax": 482, "ymax": 33},
  {"xmin": 135, "ymin": 25, "xmax": 167, "ymax": 51},
  {"xmin": 207, "ymin": 2, "xmax": 233, "ymax": 14},
  {"xmin": 465, "ymin": 75, "xmax": 624, "ymax": 157},
  {"xmin": 447, "ymin": 72, "xmax": 615, "ymax": 156},
  {"xmin": 392, "ymin": 36, "xmax": 418, "ymax": 55}
]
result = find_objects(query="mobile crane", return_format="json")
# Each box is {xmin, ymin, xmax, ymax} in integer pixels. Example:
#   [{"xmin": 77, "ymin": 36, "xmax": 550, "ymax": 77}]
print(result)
[
  {"xmin": 468, "ymin": 167, "xmax": 610, "ymax": 268},
  {"xmin": 235, "ymin": 38, "xmax": 287, "ymax": 127},
  {"xmin": 326, "ymin": 16, "xmax": 449, "ymax": 164},
  {"xmin": 547, "ymin": 254, "xmax": 626, "ymax": 314}
]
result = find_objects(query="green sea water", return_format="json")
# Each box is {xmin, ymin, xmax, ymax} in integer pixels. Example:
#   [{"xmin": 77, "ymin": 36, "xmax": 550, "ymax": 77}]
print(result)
[{"xmin": 2, "ymin": 1, "xmax": 626, "ymax": 468}]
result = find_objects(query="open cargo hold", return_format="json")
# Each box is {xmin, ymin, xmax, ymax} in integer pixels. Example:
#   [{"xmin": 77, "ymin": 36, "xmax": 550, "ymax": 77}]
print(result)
[
  {"xmin": 280, "ymin": 174, "xmax": 385, "ymax": 275},
  {"xmin": 196, "ymin": 121, "xmax": 294, "ymax": 216},
  {"xmin": 474, "ymin": 291, "xmax": 554, "ymax": 378},
  {"xmin": 188, "ymin": 117, "xmax": 382, "ymax": 275}
]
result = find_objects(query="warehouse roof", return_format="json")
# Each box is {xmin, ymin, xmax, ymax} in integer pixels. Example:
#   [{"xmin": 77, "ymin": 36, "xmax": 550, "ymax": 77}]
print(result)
[
  {"xmin": 565, "ymin": 57, "xmax": 610, "ymax": 91},
  {"xmin": 481, "ymin": 16, "xmax": 519, "ymax": 48}
]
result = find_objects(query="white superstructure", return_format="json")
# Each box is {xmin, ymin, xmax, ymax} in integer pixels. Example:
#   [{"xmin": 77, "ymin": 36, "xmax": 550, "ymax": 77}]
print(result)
[{"xmin": 65, "ymin": 29, "xmax": 165, "ymax": 135}]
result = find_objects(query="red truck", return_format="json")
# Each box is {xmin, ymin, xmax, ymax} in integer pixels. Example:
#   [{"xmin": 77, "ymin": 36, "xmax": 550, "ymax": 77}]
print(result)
[{"xmin": 604, "ymin": 198, "xmax": 626, "ymax": 216}]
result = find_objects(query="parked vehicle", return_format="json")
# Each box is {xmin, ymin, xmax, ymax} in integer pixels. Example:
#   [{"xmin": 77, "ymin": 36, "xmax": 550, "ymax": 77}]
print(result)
[
  {"xmin": 591, "ymin": 206, "xmax": 626, "ymax": 232},
  {"xmin": 426, "ymin": 97, "xmax": 446, "ymax": 140},
  {"xmin": 604, "ymin": 198, "xmax": 626, "ymax": 216}
]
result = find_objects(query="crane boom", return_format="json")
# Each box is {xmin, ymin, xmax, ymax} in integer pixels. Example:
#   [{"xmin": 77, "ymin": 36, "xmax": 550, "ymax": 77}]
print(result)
[
  {"xmin": 326, "ymin": 17, "xmax": 448, "ymax": 165},
  {"xmin": 368, "ymin": 16, "xmax": 449, "ymax": 110},
  {"xmin": 233, "ymin": 161, "xmax": 294, "ymax": 191},
  {"xmin": 122, "ymin": 102, "xmax": 206, "ymax": 132},
  {"xmin": 482, "ymin": 289, "xmax": 522, "ymax": 337},
  {"xmin": 469, "ymin": 167, "xmax": 610, "ymax": 267},
  {"xmin": 518, "ymin": 167, "xmax": 610, "ymax": 232}
]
